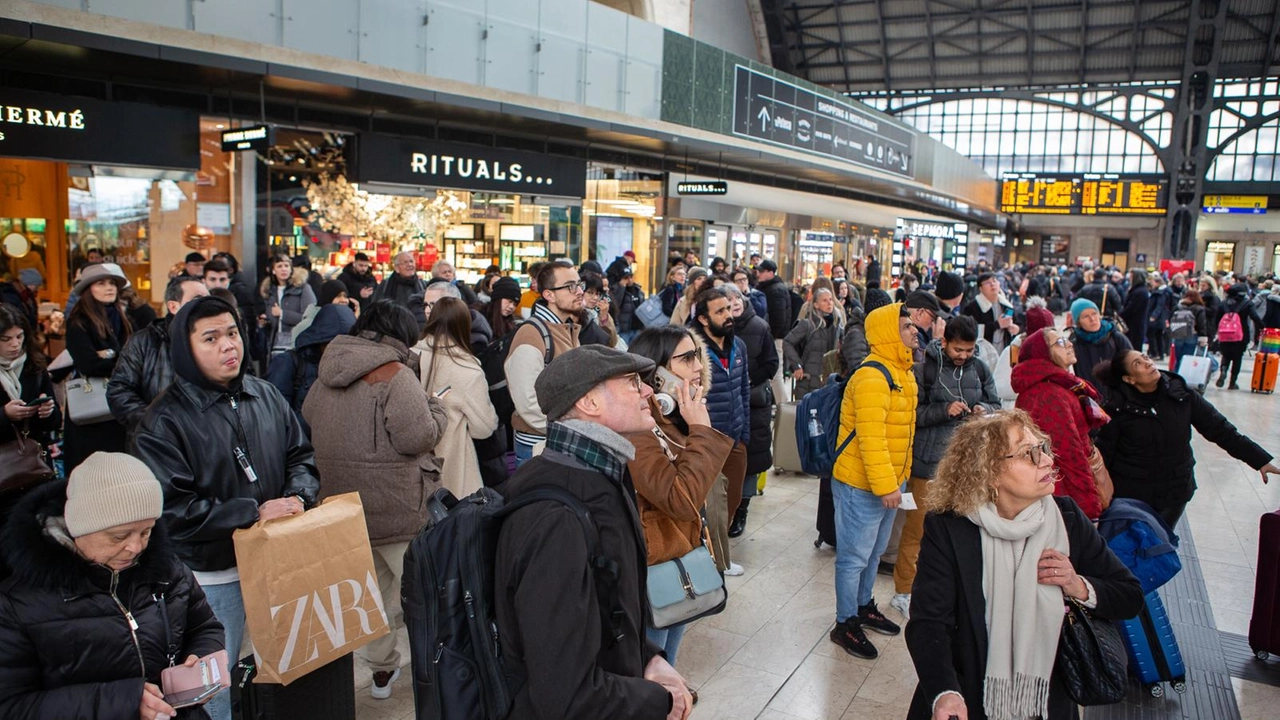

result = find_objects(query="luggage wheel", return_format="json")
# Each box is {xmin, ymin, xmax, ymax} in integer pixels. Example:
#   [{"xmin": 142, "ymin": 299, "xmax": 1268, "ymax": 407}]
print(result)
[
  {"xmin": 814, "ymin": 537, "xmax": 823, "ymax": 549},
  {"xmin": 1149, "ymin": 684, "xmax": 1164, "ymax": 698},
  {"xmin": 1172, "ymin": 681, "xmax": 1186, "ymax": 694},
  {"xmin": 1256, "ymin": 649, "xmax": 1271, "ymax": 661}
]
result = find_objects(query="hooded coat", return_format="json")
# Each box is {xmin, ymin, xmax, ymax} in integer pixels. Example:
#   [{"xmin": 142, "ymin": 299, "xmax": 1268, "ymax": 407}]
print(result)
[
  {"xmin": 912, "ymin": 339, "xmax": 1000, "ymax": 479},
  {"xmin": 0, "ymin": 482, "xmax": 225, "ymax": 720},
  {"xmin": 833, "ymin": 303, "xmax": 919, "ymax": 496},
  {"xmin": 1096, "ymin": 371, "xmax": 1271, "ymax": 523},
  {"xmin": 303, "ymin": 334, "xmax": 448, "ymax": 546},
  {"xmin": 259, "ymin": 267, "xmax": 316, "ymax": 351},
  {"xmin": 733, "ymin": 297, "xmax": 779, "ymax": 475},
  {"xmin": 264, "ymin": 303, "xmax": 357, "ymax": 437},
  {"xmin": 133, "ymin": 298, "xmax": 321, "ymax": 573},
  {"xmin": 1011, "ymin": 353, "xmax": 1104, "ymax": 519},
  {"xmin": 1120, "ymin": 282, "xmax": 1150, "ymax": 350},
  {"xmin": 337, "ymin": 262, "xmax": 378, "ymax": 311}
]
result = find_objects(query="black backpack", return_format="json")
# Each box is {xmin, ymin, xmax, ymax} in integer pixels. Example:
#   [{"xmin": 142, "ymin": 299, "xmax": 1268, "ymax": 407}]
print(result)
[
  {"xmin": 402, "ymin": 485, "xmax": 623, "ymax": 720},
  {"xmin": 479, "ymin": 317, "xmax": 553, "ymax": 427}
]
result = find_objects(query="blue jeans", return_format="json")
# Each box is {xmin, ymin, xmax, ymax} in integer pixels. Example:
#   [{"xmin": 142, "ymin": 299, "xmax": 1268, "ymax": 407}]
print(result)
[
  {"xmin": 645, "ymin": 623, "xmax": 689, "ymax": 667},
  {"xmin": 514, "ymin": 437, "xmax": 538, "ymax": 468},
  {"xmin": 1173, "ymin": 339, "xmax": 1219, "ymax": 375},
  {"xmin": 620, "ymin": 330, "xmax": 640, "ymax": 345},
  {"xmin": 201, "ymin": 580, "xmax": 245, "ymax": 720},
  {"xmin": 832, "ymin": 480, "xmax": 899, "ymax": 623}
]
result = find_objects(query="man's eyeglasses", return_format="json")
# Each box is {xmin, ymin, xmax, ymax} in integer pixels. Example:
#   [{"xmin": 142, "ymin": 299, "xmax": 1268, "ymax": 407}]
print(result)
[
  {"xmin": 1003, "ymin": 440, "xmax": 1052, "ymax": 465},
  {"xmin": 619, "ymin": 374, "xmax": 644, "ymax": 394},
  {"xmin": 550, "ymin": 281, "xmax": 586, "ymax": 294}
]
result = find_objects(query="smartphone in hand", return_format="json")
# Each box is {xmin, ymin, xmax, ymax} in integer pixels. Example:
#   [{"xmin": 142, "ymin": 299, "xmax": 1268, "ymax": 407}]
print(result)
[{"xmin": 22, "ymin": 396, "xmax": 53, "ymax": 407}]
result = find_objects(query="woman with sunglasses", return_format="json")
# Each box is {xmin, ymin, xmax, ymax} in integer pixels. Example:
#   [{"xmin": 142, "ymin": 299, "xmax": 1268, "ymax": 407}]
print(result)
[
  {"xmin": 1011, "ymin": 328, "xmax": 1111, "ymax": 520},
  {"xmin": 1092, "ymin": 348, "xmax": 1278, "ymax": 528},
  {"xmin": 906, "ymin": 410, "xmax": 1141, "ymax": 720},
  {"xmin": 624, "ymin": 325, "xmax": 733, "ymax": 667}
]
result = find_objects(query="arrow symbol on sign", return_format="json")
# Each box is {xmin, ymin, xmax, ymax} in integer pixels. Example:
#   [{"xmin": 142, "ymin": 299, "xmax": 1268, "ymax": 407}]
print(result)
[{"xmin": 757, "ymin": 106, "xmax": 771, "ymax": 132}]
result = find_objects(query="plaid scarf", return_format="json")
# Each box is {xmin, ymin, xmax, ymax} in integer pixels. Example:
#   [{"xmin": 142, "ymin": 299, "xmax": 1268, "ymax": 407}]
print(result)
[{"xmin": 546, "ymin": 419, "xmax": 634, "ymax": 482}]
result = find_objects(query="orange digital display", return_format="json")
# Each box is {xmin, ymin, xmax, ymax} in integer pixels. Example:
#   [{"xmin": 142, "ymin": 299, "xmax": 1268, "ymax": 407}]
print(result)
[{"xmin": 1000, "ymin": 173, "xmax": 1168, "ymax": 216}]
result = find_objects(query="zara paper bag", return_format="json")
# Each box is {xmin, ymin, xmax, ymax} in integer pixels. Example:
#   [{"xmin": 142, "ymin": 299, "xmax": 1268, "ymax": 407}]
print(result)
[{"xmin": 233, "ymin": 492, "xmax": 389, "ymax": 685}]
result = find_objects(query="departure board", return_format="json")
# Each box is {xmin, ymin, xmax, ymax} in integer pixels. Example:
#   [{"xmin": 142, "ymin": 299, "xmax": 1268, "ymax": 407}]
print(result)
[{"xmin": 999, "ymin": 173, "xmax": 1168, "ymax": 216}]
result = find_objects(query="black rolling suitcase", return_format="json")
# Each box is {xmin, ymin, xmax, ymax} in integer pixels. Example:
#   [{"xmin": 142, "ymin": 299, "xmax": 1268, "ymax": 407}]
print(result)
[
  {"xmin": 815, "ymin": 476, "xmax": 837, "ymax": 549},
  {"xmin": 231, "ymin": 653, "xmax": 356, "ymax": 720}
]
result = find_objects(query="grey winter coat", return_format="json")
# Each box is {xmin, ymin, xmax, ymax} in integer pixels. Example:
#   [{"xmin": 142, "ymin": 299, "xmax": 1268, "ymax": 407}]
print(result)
[
  {"xmin": 783, "ymin": 314, "xmax": 843, "ymax": 399},
  {"xmin": 912, "ymin": 340, "xmax": 1000, "ymax": 478}
]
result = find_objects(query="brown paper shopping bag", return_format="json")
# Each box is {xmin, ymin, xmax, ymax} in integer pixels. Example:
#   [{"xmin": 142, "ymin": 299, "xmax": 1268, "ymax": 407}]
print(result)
[{"xmin": 233, "ymin": 492, "xmax": 390, "ymax": 685}]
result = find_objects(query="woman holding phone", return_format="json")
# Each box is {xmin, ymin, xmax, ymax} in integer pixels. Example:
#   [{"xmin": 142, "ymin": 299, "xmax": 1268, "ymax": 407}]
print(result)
[
  {"xmin": 624, "ymin": 325, "xmax": 733, "ymax": 666},
  {"xmin": 0, "ymin": 452, "xmax": 226, "ymax": 720}
]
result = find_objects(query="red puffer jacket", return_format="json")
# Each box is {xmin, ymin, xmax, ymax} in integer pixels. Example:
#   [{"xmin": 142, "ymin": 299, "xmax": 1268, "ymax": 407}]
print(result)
[{"xmin": 1011, "ymin": 358, "xmax": 1103, "ymax": 519}]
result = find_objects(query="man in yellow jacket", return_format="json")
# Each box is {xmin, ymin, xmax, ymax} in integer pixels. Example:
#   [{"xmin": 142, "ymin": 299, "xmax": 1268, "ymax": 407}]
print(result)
[{"xmin": 829, "ymin": 302, "xmax": 919, "ymax": 660}]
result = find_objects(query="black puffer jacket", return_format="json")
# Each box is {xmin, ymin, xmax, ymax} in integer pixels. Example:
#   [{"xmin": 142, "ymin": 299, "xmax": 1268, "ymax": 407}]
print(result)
[
  {"xmin": 0, "ymin": 481, "xmax": 225, "ymax": 720},
  {"xmin": 108, "ymin": 316, "xmax": 174, "ymax": 435},
  {"xmin": 734, "ymin": 299, "xmax": 779, "ymax": 475},
  {"xmin": 133, "ymin": 299, "xmax": 320, "ymax": 573},
  {"xmin": 1096, "ymin": 371, "xmax": 1272, "ymax": 520}
]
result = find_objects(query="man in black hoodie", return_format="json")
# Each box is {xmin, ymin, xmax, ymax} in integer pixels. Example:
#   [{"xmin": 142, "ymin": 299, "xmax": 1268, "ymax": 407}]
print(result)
[
  {"xmin": 132, "ymin": 296, "xmax": 319, "ymax": 720},
  {"xmin": 338, "ymin": 252, "xmax": 378, "ymax": 312}
]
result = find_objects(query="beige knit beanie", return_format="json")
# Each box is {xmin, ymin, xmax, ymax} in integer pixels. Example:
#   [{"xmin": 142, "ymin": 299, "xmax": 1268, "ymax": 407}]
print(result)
[{"xmin": 65, "ymin": 452, "xmax": 165, "ymax": 538}]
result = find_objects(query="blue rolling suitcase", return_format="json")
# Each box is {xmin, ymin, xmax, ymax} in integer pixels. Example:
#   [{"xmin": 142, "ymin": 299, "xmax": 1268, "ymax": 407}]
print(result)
[{"xmin": 1117, "ymin": 590, "xmax": 1187, "ymax": 698}]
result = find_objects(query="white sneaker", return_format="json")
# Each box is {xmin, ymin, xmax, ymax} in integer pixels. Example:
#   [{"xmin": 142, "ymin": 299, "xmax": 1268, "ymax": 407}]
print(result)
[
  {"xmin": 889, "ymin": 592, "xmax": 911, "ymax": 620},
  {"xmin": 724, "ymin": 562, "xmax": 745, "ymax": 577},
  {"xmin": 370, "ymin": 667, "xmax": 401, "ymax": 700}
]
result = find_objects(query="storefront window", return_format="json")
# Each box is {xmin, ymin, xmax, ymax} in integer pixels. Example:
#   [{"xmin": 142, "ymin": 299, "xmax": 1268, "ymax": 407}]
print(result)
[
  {"xmin": 0, "ymin": 116, "xmax": 242, "ymax": 307},
  {"xmin": 585, "ymin": 168, "xmax": 661, "ymax": 292},
  {"xmin": 1204, "ymin": 241, "xmax": 1236, "ymax": 274},
  {"xmin": 1273, "ymin": 244, "xmax": 1280, "ymax": 275}
]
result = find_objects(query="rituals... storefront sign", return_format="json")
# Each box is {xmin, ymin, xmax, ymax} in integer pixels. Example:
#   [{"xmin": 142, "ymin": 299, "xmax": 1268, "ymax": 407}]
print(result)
[
  {"xmin": 353, "ymin": 133, "xmax": 587, "ymax": 197},
  {"xmin": 0, "ymin": 88, "xmax": 200, "ymax": 170}
]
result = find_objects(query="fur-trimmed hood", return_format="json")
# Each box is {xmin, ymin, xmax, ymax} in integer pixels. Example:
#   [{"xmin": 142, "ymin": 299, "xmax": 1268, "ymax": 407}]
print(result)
[
  {"xmin": 0, "ymin": 480, "xmax": 175, "ymax": 596},
  {"xmin": 259, "ymin": 266, "xmax": 311, "ymax": 296}
]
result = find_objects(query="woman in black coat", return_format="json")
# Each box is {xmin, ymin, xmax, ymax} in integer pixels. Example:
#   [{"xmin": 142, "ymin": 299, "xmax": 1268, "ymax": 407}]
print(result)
[
  {"xmin": 63, "ymin": 264, "xmax": 132, "ymax": 473},
  {"xmin": 728, "ymin": 285, "xmax": 778, "ymax": 532},
  {"xmin": 0, "ymin": 459, "xmax": 225, "ymax": 720},
  {"xmin": 1119, "ymin": 268, "xmax": 1150, "ymax": 352},
  {"xmin": 1093, "ymin": 348, "xmax": 1278, "ymax": 528},
  {"xmin": 0, "ymin": 305, "xmax": 61, "ymax": 556},
  {"xmin": 906, "ymin": 410, "xmax": 1142, "ymax": 720}
]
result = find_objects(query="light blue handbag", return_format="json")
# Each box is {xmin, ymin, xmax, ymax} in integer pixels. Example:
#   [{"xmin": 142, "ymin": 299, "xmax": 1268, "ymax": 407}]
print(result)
[{"xmin": 647, "ymin": 544, "xmax": 727, "ymax": 629}]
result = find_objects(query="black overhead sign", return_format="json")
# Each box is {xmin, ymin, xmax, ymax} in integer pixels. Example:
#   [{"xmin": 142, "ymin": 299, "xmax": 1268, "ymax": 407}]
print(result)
[
  {"xmin": 677, "ymin": 180, "xmax": 728, "ymax": 195},
  {"xmin": 732, "ymin": 65, "xmax": 915, "ymax": 179},
  {"xmin": 353, "ymin": 134, "xmax": 587, "ymax": 198},
  {"xmin": 0, "ymin": 87, "xmax": 200, "ymax": 170},
  {"xmin": 221, "ymin": 124, "xmax": 274, "ymax": 152}
]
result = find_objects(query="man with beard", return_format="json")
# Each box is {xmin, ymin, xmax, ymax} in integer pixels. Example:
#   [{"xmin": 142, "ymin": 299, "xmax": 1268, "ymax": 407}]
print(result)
[
  {"xmin": 690, "ymin": 287, "xmax": 750, "ymax": 576},
  {"xmin": 505, "ymin": 261, "xmax": 583, "ymax": 467},
  {"xmin": 339, "ymin": 252, "xmax": 378, "ymax": 312},
  {"xmin": 373, "ymin": 252, "xmax": 427, "ymax": 308}
]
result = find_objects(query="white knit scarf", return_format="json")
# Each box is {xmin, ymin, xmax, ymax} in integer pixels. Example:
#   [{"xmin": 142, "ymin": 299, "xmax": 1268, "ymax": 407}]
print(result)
[
  {"xmin": 0, "ymin": 352, "xmax": 25, "ymax": 404},
  {"xmin": 967, "ymin": 495, "xmax": 1068, "ymax": 720}
]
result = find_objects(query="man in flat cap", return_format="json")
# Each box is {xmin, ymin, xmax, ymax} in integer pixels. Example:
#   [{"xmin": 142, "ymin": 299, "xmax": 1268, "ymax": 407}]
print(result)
[{"xmin": 493, "ymin": 344, "xmax": 693, "ymax": 720}]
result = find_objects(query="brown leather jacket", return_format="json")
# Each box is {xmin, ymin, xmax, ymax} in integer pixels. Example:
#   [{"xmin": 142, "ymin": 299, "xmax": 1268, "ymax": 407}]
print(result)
[{"xmin": 625, "ymin": 401, "xmax": 733, "ymax": 566}]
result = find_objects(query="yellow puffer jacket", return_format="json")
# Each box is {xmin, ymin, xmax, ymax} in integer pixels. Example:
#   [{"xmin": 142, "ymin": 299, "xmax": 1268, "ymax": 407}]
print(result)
[{"xmin": 833, "ymin": 303, "xmax": 918, "ymax": 496}]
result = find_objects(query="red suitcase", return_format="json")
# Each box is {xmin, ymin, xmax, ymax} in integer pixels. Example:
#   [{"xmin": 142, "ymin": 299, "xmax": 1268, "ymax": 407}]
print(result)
[
  {"xmin": 1252, "ymin": 352, "xmax": 1279, "ymax": 394},
  {"xmin": 1249, "ymin": 511, "xmax": 1280, "ymax": 659}
]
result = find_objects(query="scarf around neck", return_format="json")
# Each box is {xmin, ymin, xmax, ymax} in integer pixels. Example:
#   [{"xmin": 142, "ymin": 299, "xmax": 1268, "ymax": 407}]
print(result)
[
  {"xmin": 547, "ymin": 419, "xmax": 635, "ymax": 482},
  {"xmin": 967, "ymin": 495, "xmax": 1069, "ymax": 720},
  {"xmin": 1074, "ymin": 319, "xmax": 1115, "ymax": 344},
  {"xmin": 0, "ymin": 352, "xmax": 26, "ymax": 403}
]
